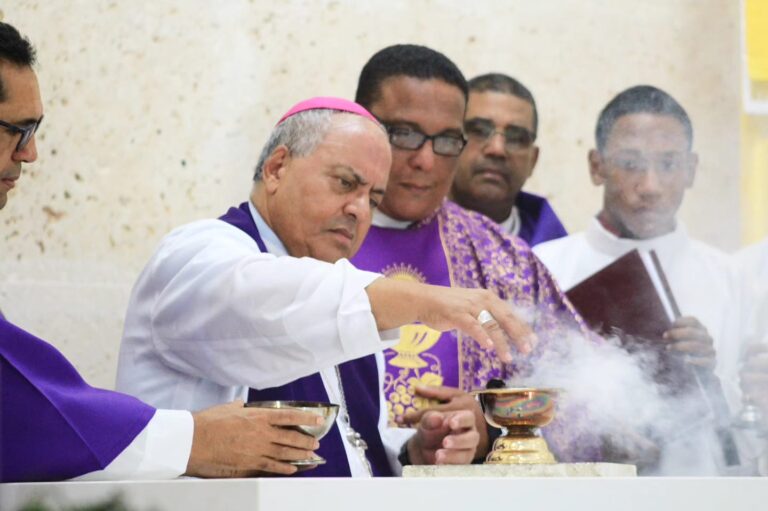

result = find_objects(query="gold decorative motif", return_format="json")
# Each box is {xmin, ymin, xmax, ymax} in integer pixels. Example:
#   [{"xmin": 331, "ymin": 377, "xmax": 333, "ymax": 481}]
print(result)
[
  {"xmin": 381, "ymin": 262, "xmax": 427, "ymax": 283},
  {"xmin": 389, "ymin": 323, "xmax": 442, "ymax": 368},
  {"xmin": 381, "ymin": 263, "xmax": 447, "ymax": 424},
  {"xmin": 385, "ymin": 352, "xmax": 444, "ymax": 424}
]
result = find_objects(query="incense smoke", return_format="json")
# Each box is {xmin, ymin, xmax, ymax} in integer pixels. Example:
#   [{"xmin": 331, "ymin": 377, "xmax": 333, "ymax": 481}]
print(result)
[{"xmin": 505, "ymin": 305, "xmax": 738, "ymax": 475}]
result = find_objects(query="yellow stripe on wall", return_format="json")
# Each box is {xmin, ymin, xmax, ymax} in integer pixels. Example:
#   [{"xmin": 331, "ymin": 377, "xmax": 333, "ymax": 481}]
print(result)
[{"xmin": 747, "ymin": 0, "xmax": 768, "ymax": 81}]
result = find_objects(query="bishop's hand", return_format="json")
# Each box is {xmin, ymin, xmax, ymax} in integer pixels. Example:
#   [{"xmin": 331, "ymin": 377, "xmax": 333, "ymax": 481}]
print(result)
[{"xmin": 366, "ymin": 278, "xmax": 537, "ymax": 364}]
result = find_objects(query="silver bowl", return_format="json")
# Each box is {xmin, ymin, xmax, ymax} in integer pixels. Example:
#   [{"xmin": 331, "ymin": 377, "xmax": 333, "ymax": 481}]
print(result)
[{"xmin": 245, "ymin": 400, "xmax": 340, "ymax": 467}]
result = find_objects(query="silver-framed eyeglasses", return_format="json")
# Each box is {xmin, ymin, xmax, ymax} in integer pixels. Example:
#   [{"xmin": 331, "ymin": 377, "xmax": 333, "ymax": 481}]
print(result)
[
  {"xmin": 382, "ymin": 123, "xmax": 466, "ymax": 157},
  {"xmin": 464, "ymin": 118, "xmax": 536, "ymax": 152},
  {"xmin": 0, "ymin": 116, "xmax": 43, "ymax": 152}
]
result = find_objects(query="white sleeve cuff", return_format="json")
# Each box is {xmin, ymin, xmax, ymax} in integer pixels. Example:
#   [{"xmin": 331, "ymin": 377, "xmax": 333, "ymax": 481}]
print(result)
[
  {"xmin": 335, "ymin": 264, "xmax": 398, "ymax": 357},
  {"xmin": 74, "ymin": 409, "xmax": 193, "ymax": 481}
]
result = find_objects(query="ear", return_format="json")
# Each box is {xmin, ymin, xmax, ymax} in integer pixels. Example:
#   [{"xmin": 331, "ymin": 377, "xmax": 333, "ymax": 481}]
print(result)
[
  {"xmin": 684, "ymin": 152, "xmax": 698, "ymax": 188},
  {"xmin": 588, "ymin": 149, "xmax": 605, "ymax": 186},
  {"xmin": 261, "ymin": 146, "xmax": 290, "ymax": 194},
  {"xmin": 527, "ymin": 145, "xmax": 540, "ymax": 178}
]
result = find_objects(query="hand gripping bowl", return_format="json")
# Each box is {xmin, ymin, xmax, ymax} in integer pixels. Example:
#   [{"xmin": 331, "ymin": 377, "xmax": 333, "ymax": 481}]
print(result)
[{"xmin": 245, "ymin": 400, "xmax": 340, "ymax": 467}]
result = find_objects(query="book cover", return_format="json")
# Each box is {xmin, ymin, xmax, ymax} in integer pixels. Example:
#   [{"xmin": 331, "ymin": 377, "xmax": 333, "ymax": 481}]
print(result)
[{"xmin": 565, "ymin": 249, "xmax": 674, "ymax": 343}]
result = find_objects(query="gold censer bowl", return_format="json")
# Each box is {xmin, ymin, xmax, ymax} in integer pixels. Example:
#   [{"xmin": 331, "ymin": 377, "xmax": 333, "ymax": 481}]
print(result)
[{"xmin": 473, "ymin": 387, "xmax": 560, "ymax": 465}]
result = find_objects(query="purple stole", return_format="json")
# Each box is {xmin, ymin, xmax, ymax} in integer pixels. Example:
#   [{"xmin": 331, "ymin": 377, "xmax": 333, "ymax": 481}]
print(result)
[
  {"xmin": 516, "ymin": 191, "xmax": 568, "ymax": 247},
  {"xmin": 352, "ymin": 201, "xmax": 601, "ymax": 462},
  {"xmin": 351, "ymin": 213, "xmax": 457, "ymax": 425},
  {"xmin": 218, "ymin": 203, "xmax": 393, "ymax": 477},
  {"xmin": 0, "ymin": 318, "xmax": 155, "ymax": 482}
]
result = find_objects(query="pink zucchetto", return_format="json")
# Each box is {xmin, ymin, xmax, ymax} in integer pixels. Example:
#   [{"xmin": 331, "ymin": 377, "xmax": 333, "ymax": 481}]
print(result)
[{"xmin": 276, "ymin": 96, "xmax": 379, "ymax": 126}]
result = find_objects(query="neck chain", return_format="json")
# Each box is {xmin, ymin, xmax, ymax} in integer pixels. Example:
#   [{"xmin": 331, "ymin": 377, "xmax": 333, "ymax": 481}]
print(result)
[{"xmin": 334, "ymin": 365, "xmax": 373, "ymax": 476}]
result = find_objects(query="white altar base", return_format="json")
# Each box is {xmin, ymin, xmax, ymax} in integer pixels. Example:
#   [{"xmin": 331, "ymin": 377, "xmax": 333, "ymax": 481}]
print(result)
[
  {"xmin": 403, "ymin": 462, "xmax": 637, "ymax": 477},
  {"xmin": 2, "ymin": 477, "xmax": 767, "ymax": 511}
]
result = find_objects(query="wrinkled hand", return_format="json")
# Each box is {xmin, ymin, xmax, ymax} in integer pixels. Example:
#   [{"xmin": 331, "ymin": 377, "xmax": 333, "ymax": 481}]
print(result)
[
  {"xmin": 740, "ymin": 344, "xmax": 768, "ymax": 419},
  {"xmin": 400, "ymin": 385, "xmax": 490, "ymax": 459},
  {"xmin": 367, "ymin": 278, "xmax": 536, "ymax": 364},
  {"xmin": 662, "ymin": 316, "xmax": 716, "ymax": 370},
  {"xmin": 185, "ymin": 400, "xmax": 322, "ymax": 478},
  {"xmin": 405, "ymin": 409, "xmax": 480, "ymax": 466}
]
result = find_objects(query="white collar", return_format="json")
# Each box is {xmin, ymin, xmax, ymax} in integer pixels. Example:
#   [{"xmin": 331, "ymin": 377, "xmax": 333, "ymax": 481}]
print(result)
[
  {"xmin": 498, "ymin": 206, "xmax": 521, "ymax": 237},
  {"xmin": 248, "ymin": 200, "xmax": 288, "ymax": 256},
  {"xmin": 585, "ymin": 216, "xmax": 688, "ymax": 258},
  {"xmin": 372, "ymin": 209, "xmax": 413, "ymax": 230}
]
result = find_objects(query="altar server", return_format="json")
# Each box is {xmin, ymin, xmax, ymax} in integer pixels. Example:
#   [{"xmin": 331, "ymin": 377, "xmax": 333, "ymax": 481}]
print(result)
[{"xmin": 534, "ymin": 85, "xmax": 744, "ymax": 474}]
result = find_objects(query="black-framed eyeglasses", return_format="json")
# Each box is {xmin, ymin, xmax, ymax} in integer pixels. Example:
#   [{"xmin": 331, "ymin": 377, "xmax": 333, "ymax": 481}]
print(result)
[
  {"xmin": 464, "ymin": 118, "xmax": 536, "ymax": 152},
  {"xmin": 0, "ymin": 116, "xmax": 43, "ymax": 153},
  {"xmin": 382, "ymin": 123, "xmax": 467, "ymax": 157}
]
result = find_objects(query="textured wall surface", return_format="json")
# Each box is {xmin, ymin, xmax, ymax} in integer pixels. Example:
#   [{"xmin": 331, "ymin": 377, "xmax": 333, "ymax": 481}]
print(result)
[{"xmin": 0, "ymin": 0, "xmax": 742, "ymax": 387}]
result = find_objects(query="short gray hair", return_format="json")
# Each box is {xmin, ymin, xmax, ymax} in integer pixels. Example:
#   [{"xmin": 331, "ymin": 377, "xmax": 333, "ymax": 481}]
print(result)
[{"xmin": 254, "ymin": 109, "xmax": 372, "ymax": 180}]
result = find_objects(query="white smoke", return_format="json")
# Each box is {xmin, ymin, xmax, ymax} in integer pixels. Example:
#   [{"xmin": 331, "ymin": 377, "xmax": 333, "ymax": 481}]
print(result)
[{"xmin": 503, "ymin": 307, "xmax": 745, "ymax": 475}]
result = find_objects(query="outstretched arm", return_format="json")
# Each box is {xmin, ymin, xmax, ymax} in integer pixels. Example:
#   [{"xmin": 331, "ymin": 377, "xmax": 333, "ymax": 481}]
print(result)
[{"xmin": 366, "ymin": 278, "xmax": 536, "ymax": 363}]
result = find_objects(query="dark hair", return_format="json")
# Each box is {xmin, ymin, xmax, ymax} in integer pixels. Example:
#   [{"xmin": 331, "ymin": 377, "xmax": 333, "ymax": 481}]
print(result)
[
  {"xmin": 0, "ymin": 22, "xmax": 37, "ymax": 102},
  {"xmin": 355, "ymin": 44, "xmax": 467, "ymax": 109},
  {"xmin": 468, "ymin": 73, "xmax": 538, "ymax": 135},
  {"xmin": 595, "ymin": 85, "xmax": 693, "ymax": 152}
]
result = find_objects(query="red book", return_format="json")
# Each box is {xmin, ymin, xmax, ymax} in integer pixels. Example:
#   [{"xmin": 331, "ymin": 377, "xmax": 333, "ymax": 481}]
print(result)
[
  {"xmin": 564, "ymin": 249, "xmax": 740, "ymax": 466},
  {"xmin": 565, "ymin": 249, "xmax": 678, "ymax": 343}
]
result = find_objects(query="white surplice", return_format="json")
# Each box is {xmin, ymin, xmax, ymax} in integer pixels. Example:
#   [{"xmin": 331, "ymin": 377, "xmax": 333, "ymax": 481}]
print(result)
[
  {"xmin": 534, "ymin": 218, "xmax": 748, "ymax": 474},
  {"xmin": 116, "ymin": 202, "xmax": 401, "ymax": 477},
  {"xmin": 533, "ymin": 218, "xmax": 744, "ymax": 408},
  {"xmin": 736, "ymin": 238, "xmax": 768, "ymax": 346},
  {"xmin": 733, "ymin": 239, "xmax": 768, "ymax": 475}
]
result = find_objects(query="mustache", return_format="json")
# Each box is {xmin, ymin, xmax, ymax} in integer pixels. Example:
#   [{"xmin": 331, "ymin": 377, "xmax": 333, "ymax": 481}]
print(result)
[
  {"xmin": 1, "ymin": 164, "xmax": 22, "ymax": 181},
  {"xmin": 471, "ymin": 159, "xmax": 511, "ymax": 177},
  {"xmin": 328, "ymin": 218, "xmax": 358, "ymax": 238}
]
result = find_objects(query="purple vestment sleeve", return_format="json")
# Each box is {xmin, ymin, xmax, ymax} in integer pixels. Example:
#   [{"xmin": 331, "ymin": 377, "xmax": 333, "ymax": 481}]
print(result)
[
  {"xmin": 0, "ymin": 318, "xmax": 156, "ymax": 482},
  {"xmin": 516, "ymin": 191, "xmax": 568, "ymax": 247}
]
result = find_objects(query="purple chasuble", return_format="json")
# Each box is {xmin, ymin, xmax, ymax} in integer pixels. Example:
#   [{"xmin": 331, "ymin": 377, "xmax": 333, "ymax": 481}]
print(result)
[
  {"xmin": 219, "ymin": 203, "xmax": 392, "ymax": 477},
  {"xmin": 352, "ymin": 200, "xmax": 600, "ymax": 462},
  {"xmin": 0, "ymin": 318, "xmax": 155, "ymax": 482},
  {"xmin": 516, "ymin": 191, "xmax": 568, "ymax": 247},
  {"xmin": 351, "ymin": 214, "xmax": 457, "ymax": 425}
]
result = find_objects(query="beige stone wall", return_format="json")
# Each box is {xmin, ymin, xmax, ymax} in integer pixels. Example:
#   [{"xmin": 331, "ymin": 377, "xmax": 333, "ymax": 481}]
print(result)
[{"xmin": 0, "ymin": 0, "xmax": 742, "ymax": 387}]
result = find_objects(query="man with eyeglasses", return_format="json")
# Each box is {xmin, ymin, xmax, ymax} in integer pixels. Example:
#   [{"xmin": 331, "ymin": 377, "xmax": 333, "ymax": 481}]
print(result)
[
  {"xmin": 0, "ymin": 115, "xmax": 40, "ymax": 208},
  {"xmin": 451, "ymin": 73, "xmax": 567, "ymax": 247},
  {"xmin": 351, "ymin": 44, "xmax": 599, "ymax": 465},
  {"xmin": 534, "ymin": 85, "xmax": 746, "ymax": 474}
]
